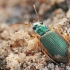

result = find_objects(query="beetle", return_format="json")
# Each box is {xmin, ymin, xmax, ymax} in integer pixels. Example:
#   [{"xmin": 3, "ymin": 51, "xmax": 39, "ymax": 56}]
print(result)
[{"xmin": 32, "ymin": 5, "xmax": 69, "ymax": 63}]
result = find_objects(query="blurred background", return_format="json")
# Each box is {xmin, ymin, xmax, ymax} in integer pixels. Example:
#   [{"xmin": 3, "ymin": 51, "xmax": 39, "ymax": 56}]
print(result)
[{"xmin": 0, "ymin": 0, "xmax": 70, "ymax": 25}]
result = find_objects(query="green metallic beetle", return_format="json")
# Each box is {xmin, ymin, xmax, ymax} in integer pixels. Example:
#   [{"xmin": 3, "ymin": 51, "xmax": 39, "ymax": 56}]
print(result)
[{"xmin": 33, "ymin": 22, "xmax": 69, "ymax": 63}]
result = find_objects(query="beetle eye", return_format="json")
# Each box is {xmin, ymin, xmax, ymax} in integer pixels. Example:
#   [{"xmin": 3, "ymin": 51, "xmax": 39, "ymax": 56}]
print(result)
[
  {"xmin": 33, "ymin": 25, "xmax": 38, "ymax": 30},
  {"xmin": 33, "ymin": 26, "xmax": 36, "ymax": 30},
  {"xmin": 40, "ymin": 22, "xmax": 43, "ymax": 24}
]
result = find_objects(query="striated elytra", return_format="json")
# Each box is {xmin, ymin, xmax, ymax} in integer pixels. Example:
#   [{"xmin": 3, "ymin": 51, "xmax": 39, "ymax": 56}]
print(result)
[
  {"xmin": 40, "ymin": 30, "xmax": 68, "ymax": 57},
  {"xmin": 33, "ymin": 22, "xmax": 69, "ymax": 62}
]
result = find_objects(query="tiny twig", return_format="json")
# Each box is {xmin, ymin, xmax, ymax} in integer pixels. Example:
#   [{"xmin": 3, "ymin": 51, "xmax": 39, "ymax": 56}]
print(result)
[{"xmin": 33, "ymin": 5, "xmax": 40, "ymax": 22}]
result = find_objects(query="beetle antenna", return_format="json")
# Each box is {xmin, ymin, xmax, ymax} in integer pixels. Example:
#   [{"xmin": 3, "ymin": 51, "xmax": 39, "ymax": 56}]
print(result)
[{"xmin": 33, "ymin": 5, "xmax": 40, "ymax": 22}]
